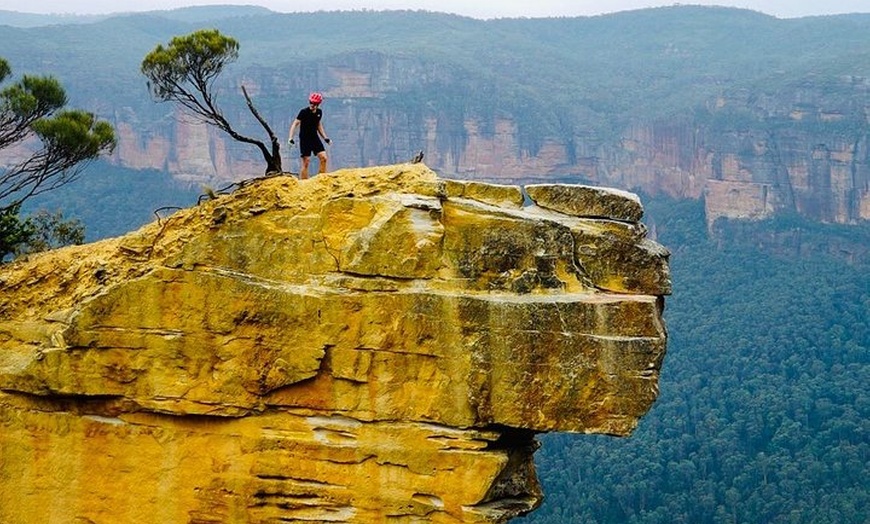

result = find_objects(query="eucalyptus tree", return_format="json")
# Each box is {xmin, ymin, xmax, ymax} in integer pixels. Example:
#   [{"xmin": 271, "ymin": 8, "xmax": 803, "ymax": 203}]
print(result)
[
  {"xmin": 0, "ymin": 57, "xmax": 116, "ymax": 212},
  {"xmin": 0, "ymin": 57, "xmax": 116, "ymax": 260},
  {"xmin": 141, "ymin": 29, "xmax": 283, "ymax": 174}
]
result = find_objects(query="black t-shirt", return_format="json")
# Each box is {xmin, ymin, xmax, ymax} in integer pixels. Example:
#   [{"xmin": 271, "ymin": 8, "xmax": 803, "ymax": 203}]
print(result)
[{"xmin": 296, "ymin": 107, "xmax": 322, "ymax": 140}]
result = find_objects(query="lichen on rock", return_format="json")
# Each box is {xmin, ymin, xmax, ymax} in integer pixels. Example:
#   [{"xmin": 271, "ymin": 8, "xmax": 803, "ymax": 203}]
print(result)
[{"xmin": 0, "ymin": 163, "xmax": 670, "ymax": 523}]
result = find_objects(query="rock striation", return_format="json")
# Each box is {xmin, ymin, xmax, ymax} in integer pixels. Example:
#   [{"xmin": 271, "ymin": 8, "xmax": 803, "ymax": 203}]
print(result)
[{"xmin": 0, "ymin": 164, "xmax": 670, "ymax": 523}]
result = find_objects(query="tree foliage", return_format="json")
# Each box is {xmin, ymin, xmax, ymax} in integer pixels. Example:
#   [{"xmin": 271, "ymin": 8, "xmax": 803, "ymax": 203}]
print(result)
[
  {"xmin": 0, "ymin": 70, "xmax": 65, "ymax": 150},
  {"xmin": 0, "ymin": 57, "xmax": 116, "ymax": 213},
  {"xmin": 141, "ymin": 29, "xmax": 282, "ymax": 174},
  {"xmin": 141, "ymin": 29, "xmax": 239, "ymax": 113},
  {"xmin": 20, "ymin": 208, "xmax": 85, "ymax": 254},
  {"xmin": 0, "ymin": 56, "xmax": 115, "ymax": 261},
  {"xmin": 0, "ymin": 204, "xmax": 84, "ymax": 260},
  {"xmin": 0, "ymin": 203, "xmax": 33, "ymax": 260}
]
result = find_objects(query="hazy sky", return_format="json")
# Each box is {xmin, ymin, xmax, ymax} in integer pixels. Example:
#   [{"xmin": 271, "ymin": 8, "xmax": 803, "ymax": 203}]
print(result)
[{"xmin": 1, "ymin": 1, "xmax": 870, "ymax": 19}]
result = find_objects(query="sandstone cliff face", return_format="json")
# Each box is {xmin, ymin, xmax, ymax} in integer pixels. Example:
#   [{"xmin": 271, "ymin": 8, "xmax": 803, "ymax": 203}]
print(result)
[
  {"xmin": 106, "ymin": 53, "xmax": 870, "ymax": 229},
  {"xmin": 0, "ymin": 164, "xmax": 669, "ymax": 523}
]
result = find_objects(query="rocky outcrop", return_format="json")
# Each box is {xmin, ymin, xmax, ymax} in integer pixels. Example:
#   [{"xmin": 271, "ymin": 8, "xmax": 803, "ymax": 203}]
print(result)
[{"xmin": 0, "ymin": 164, "xmax": 669, "ymax": 523}]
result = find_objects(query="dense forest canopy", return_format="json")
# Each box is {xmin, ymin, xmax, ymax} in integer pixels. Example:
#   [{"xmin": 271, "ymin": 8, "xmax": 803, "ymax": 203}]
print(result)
[{"xmin": 517, "ymin": 198, "xmax": 869, "ymax": 523}]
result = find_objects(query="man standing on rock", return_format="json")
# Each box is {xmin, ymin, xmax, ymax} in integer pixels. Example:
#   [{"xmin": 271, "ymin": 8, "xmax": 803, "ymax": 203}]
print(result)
[{"xmin": 287, "ymin": 92, "xmax": 331, "ymax": 179}]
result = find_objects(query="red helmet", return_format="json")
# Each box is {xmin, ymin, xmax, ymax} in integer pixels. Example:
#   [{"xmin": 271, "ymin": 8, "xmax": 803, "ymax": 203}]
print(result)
[{"xmin": 309, "ymin": 92, "xmax": 323, "ymax": 104}]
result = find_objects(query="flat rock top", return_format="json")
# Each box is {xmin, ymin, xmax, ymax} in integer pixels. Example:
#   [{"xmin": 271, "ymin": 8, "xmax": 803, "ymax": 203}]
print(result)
[
  {"xmin": 0, "ymin": 163, "xmax": 668, "ymax": 320},
  {"xmin": 0, "ymin": 164, "xmax": 438, "ymax": 319}
]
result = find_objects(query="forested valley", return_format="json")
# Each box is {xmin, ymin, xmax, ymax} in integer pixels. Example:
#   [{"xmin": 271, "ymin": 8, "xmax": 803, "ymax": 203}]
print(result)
[{"xmin": 19, "ymin": 162, "xmax": 200, "ymax": 241}]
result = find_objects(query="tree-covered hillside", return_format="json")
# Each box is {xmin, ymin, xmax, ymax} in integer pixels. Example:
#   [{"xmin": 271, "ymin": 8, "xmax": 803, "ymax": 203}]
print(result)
[
  {"xmin": 4, "ymin": 6, "xmax": 870, "ymax": 136},
  {"xmin": 518, "ymin": 198, "xmax": 869, "ymax": 523}
]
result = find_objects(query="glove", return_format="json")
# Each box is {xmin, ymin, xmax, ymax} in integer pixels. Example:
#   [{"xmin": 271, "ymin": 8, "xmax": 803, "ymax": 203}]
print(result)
[
  {"xmin": 287, "ymin": 138, "xmax": 295, "ymax": 146},
  {"xmin": 324, "ymin": 137, "xmax": 331, "ymax": 145}
]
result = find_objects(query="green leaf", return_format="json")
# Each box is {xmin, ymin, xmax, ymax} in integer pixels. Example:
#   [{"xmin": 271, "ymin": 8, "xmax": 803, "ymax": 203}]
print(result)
[
  {"xmin": 0, "ymin": 203, "xmax": 34, "ymax": 261},
  {"xmin": 0, "ymin": 57, "xmax": 9, "ymax": 83},
  {"xmin": 31, "ymin": 109, "xmax": 117, "ymax": 158},
  {"xmin": 141, "ymin": 29, "xmax": 239, "ymax": 102},
  {"xmin": 0, "ymin": 75, "xmax": 66, "ymax": 117}
]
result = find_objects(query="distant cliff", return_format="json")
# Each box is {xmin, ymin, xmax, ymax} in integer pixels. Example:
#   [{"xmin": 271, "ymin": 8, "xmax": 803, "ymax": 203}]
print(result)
[
  {"xmin": 110, "ymin": 51, "xmax": 870, "ymax": 229},
  {"xmin": 0, "ymin": 164, "xmax": 669, "ymax": 523}
]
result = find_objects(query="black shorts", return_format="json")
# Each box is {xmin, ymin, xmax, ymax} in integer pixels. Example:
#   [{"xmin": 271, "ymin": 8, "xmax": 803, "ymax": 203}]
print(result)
[{"xmin": 300, "ymin": 137, "xmax": 325, "ymax": 157}]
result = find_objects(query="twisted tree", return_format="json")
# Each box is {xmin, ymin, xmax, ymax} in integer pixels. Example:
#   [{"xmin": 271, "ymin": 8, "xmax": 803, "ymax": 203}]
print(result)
[{"xmin": 141, "ymin": 29, "xmax": 282, "ymax": 174}]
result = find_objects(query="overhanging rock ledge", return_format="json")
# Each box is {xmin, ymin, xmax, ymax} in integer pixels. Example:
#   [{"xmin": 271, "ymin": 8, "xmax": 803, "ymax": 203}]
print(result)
[{"xmin": 0, "ymin": 163, "xmax": 670, "ymax": 523}]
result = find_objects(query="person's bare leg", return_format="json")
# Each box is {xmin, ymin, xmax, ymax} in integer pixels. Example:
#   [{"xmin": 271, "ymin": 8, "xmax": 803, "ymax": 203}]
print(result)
[
  {"xmin": 300, "ymin": 156, "xmax": 311, "ymax": 180},
  {"xmin": 317, "ymin": 151, "xmax": 329, "ymax": 174}
]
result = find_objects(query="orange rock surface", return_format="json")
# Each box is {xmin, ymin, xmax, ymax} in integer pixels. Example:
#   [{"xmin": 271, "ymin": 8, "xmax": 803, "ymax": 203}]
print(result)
[{"xmin": 0, "ymin": 164, "xmax": 670, "ymax": 523}]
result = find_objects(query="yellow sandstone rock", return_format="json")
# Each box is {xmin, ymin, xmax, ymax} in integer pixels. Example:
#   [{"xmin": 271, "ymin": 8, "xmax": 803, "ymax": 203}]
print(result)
[{"xmin": 0, "ymin": 163, "xmax": 670, "ymax": 523}]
